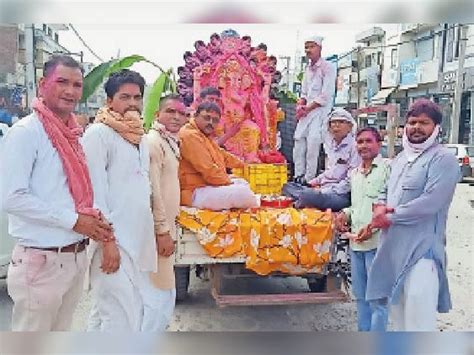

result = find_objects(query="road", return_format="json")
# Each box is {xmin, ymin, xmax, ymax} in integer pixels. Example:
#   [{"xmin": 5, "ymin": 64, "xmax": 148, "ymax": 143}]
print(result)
[{"xmin": 0, "ymin": 183, "xmax": 473, "ymax": 331}]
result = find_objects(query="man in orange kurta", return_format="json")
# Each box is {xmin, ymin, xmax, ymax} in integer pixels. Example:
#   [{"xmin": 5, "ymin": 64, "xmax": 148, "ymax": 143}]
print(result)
[{"xmin": 179, "ymin": 102, "xmax": 259, "ymax": 210}]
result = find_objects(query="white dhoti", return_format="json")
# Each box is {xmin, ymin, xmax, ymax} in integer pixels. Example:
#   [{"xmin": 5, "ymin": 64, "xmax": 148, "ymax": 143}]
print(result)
[
  {"xmin": 293, "ymin": 107, "xmax": 330, "ymax": 182},
  {"xmin": 390, "ymin": 258, "xmax": 440, "ymax": 331},
  {"xmin": 192, "ymin": 178, "xmax": 259, "ymax": 211},
  {"xmin": 89, "ymin": 247, "xmax": 153, "ymax": 331},
  {"xmin": 141, "ymin": 284, "xmax": 176, "ymax": 331}
]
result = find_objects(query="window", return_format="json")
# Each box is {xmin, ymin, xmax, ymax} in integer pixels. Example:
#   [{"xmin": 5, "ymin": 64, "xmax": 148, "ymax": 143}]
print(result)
[
  {"xmin": 447, "ymin": 24, "xmax": 461, "ymax": 62},
  {"xmin": 454, "ymin": 25, "xmax": 461, "ymax": 59},
  {"xmin": 415, "ymin": 37, "xmax": 434, "ymax": 61},
  {"xmin": 365, "ymin": 55, "xmax": 372, "ymax": 68},
  {"xmin": 54, "ymin": 33, "xmax": 59, "ymax": 42},
  {"xmin": 42, "ymin": 24, "xmax": 47, "ymax": 32},
  {"xmin": 446, "ymin": 146, "xmax": 458, "ymax": 155},
  {"xmin": 391, "ymin": 49, "xmax": 397, "ymax": 68}
]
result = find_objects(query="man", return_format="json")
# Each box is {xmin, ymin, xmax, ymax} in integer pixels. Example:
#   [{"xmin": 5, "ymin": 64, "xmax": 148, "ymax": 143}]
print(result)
[
  {"xmin": 146, "ymin": 94, "xmax": 187, "ymax": 330},
  {"xmin": 0, "ymin": 55, "xmax": 113, "ymax": 331},
  {"xmin": 367, "ymin": 99, "xmax": 460, "ymax": 331},
  {"xmin": 293, "ymin": 35, "xmax": 336, "ymax": 185},
  {"xmin": 335, "ymin": 127, "xmax": 389, "ymax": 331},
  {"xmin": 197, "ymin": 86, "xmax": 241, "ymax": 148},
  {"xmin": 82, "ymin": 69, "xmax": 158, "ymax": 331},
  {"xmin": 292, "ymin": 108, "xmax": 360, "ymax": 212},
  {"xmin": 179, "ymin": 102, "xmax": 258, "ymax": 210}
]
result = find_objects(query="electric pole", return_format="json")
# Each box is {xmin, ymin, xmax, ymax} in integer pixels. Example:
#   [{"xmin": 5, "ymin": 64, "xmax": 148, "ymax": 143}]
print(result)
[
  {"xmin": 24, "ymin": 24, "xmax": 36, "ymax": 110},
  {"xmin": 450, "ymin": 24, "xmax": 467, "ymax": 144}
]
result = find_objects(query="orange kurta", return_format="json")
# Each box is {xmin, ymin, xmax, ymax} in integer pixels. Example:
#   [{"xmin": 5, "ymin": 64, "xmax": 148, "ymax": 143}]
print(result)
[{"xmin": 179, "ymin": 119, "xmax": 244, "ymax": 206}]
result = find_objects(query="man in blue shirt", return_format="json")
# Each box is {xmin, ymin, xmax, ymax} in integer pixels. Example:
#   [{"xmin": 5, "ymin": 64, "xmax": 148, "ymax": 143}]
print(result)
[{"xmin": 367, "ymin": 98, "xmax": 460, "ymax": 331}]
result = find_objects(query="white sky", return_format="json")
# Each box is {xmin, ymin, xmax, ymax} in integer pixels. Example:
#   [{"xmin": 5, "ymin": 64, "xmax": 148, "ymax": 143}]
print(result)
[{"xmin": 58, "ymin": 24, "xmax": 399, "ymax": 83}]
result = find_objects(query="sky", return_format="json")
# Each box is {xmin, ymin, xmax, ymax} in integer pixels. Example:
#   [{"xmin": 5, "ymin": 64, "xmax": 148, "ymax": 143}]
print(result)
[{"xmin": 58, "ymin": 23, "xmax": 400, "ymax": 84}]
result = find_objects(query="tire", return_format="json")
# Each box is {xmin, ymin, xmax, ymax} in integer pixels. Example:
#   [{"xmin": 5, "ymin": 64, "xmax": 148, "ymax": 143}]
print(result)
[
  {"xmin": 307, "ymin": 275, "xmax": 327, "ymax": 293},
  {"xmin": 174, "ymin": 266, "xmax": 190, "ymax": 302}
]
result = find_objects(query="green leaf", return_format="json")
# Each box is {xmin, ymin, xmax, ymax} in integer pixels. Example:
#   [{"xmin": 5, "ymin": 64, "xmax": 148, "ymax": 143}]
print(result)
[
  {"xmin": 107, "ymin": 55, "xmax": 147, "ymax": 75},
  {"xmin": 80, "ymin": 60, "xmax": 117, "ymax": 103},
  {"xmin": 297, "ymin": 71, "xmax": 304, "ymax": 82},
  {"xmin": 143, "ymin": 72, "xmax": 168, "ymax": 132},
  {"xmin": 81, "ymin": 55, "xmax": 149, "ymax": 103}
]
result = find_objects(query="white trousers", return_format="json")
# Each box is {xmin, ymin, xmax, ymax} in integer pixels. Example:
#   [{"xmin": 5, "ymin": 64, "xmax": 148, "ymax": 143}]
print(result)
[
  {"xmin": 192, "ymin": 178, "xmax": 259, "ymax": 211},
  {"xmin": 390, "ymin": 258, "xmax": 439, "ymax": 331},
  {"xmin": 89, "ymin": 248, "xmax": 143, "ymax": 331},
  {"xmin": 141, "ymin": 286, "xmax": 176, "ymax": 331},
  {"xmin": 293, "ymin": 119, "xmax": 324, "ymax": 181},
  {"xmin": 88, "ymin": 248, "xmax": 176, "ymax": 331}
]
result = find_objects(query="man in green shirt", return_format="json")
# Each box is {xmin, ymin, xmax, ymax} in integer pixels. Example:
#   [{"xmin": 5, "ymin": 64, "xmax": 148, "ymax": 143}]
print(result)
[{"xmin": 336, "ymin": 127, "xmax": 389, "ymax": 331}]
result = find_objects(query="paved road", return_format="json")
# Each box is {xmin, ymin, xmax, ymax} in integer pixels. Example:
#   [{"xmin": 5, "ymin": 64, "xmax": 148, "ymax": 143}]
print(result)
[{"xmin": 1, "ymin": 184, "xmax": 473, "ymax": 331}]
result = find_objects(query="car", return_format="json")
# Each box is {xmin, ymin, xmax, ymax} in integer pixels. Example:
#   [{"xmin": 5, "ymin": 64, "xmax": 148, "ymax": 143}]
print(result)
[
  {"xmin": 0, "ymin": 211, "xmax": 14, "ymax": 279},
  {"xmin": 444, "ymin": 144, "xmax": 474, "ymax": 180}
]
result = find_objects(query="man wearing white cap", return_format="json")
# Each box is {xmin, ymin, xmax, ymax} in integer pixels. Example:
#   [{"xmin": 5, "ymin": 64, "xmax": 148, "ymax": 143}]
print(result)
[
  {"xmin": 293, "ymin": 35, "xmax": 337, "ymax": 184},
  {"xmin": 294, "ymin": 108, "xmax": 360, "ymax": 211}
]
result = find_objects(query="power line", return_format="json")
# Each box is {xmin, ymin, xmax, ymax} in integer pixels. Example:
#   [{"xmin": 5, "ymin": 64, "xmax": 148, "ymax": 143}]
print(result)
[{"xmin": 68, "ymin": 24, "xmax": 104, "ymax": 63}]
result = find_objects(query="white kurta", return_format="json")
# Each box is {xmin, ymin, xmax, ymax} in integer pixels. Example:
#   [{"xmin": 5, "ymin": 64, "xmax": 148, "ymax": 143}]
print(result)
[
  {"xmin": 294, "ymin": 58, "xmax": 336, "ymax": 181},
  {"xmin": 81, "ymin": 123, "xmax": 157, "ymax": 331}
]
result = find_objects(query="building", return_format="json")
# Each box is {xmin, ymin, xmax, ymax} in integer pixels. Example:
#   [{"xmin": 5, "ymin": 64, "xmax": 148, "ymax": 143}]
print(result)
[
  {"xmin": 378, "ymin": 23, "xmax": 474, "ymax": 144},
  {"xmin": 438, "ymin": 24, "xmax": 474, "ymax": 144},
  {"xmin": 0, "ymin": 24, "xmax": 72, "ymax": 117}
]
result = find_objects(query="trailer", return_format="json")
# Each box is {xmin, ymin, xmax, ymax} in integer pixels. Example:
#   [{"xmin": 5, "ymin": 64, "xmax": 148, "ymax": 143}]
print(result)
[{"xmin": 173, "ymin": 216, "xmax": 351, "ymax": 307}]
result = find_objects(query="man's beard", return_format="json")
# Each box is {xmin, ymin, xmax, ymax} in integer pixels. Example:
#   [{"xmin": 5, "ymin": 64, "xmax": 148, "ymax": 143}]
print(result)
[{"xmin": 408, "ymin": 131, "xmax": 429, "ymax": 144}]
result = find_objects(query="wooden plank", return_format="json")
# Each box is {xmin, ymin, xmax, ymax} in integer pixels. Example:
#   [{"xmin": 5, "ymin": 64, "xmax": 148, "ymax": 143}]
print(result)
[{"xmin": 212, "ymin": 291, "xmax": 349, "ymax": 307}]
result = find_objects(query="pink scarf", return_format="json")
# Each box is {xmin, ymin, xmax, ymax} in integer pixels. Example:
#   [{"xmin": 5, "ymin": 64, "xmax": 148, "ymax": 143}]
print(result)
[{"xmin": 32, "ymin": 98, "xmax": 98, "ymax": 218}]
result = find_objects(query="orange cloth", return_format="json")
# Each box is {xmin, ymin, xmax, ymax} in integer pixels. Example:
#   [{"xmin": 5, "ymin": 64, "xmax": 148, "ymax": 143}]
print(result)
[
  {"xmin": 95, "ymin": 106, "xmax": 144, "ymax": 145},
  {"xmin": 178, "ymin": 207, "xmax": 333, "ymax": 275},
  {"xmin": 178, "ymin": 119, "xmax": 244, "ymax": 206}
]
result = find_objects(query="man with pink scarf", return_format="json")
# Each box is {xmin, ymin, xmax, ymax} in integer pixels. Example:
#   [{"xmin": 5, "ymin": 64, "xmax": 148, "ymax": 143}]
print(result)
[{"xmin": 0, "ymin": 55, "xmax": 114, "ymax": 331}]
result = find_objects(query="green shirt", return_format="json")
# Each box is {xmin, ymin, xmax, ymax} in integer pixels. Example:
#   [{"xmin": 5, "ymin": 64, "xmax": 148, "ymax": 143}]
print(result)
[{"xmin": 343, "ymin": 155, "xmax": 390, "ymax": 251}]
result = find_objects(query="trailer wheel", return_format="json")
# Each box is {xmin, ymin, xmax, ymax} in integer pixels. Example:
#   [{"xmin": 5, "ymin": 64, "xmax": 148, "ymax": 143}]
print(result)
[
  {"xmin": 307, "ymin": 275, "xmax": 327, "ymax": 293},
  {"xmin": 175, "ymin": 266, "xmax": 190, "ymax": 302}
]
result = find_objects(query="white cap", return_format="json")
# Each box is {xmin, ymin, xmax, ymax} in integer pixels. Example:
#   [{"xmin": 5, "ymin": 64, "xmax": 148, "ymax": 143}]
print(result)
[
  {"xmin": 328, "ymin": 108, "xmax": 356, "ymax": 129},
  {"xmin": 304, "ymin": 35, "xmax": 324, "ymax": 47}
]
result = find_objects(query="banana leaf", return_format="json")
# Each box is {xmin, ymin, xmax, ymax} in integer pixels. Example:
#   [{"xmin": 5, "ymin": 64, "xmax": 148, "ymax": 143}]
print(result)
[
  {"xmin": 81, "ymin": 55, "xmax": 149, "ymax": 103},
  {"xmin": 143, "ymin": 71, "xmax": 168, "ymax": 131},
  {"xmin": 80, "ymin": 60, "xmax": 116, "ymax": 103},
  {"xmin": 107, "ymin": 55, "xmax": 147, "ymax": 76}
]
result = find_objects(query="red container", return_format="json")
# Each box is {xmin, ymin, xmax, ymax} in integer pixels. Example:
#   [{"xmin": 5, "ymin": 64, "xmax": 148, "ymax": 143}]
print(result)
[{"xmin": 260, "ymin": 197, "xmax": 293, "ymax": 209}]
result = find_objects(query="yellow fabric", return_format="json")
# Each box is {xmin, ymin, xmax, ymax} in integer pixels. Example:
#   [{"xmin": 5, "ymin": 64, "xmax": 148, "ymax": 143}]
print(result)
[
  {"xmin": 178, "ymin": 207, "xmax": 333, "ymax": 275},
  {"xmin": 95, "ymin": 107, "xmax": 144, "ymax": 145}
]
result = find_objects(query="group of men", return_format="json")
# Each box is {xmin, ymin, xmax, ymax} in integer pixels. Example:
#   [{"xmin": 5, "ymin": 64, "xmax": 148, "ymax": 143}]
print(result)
[
  {"xmin": 0, "ymin": 54, "xmax": 259, "ymax": 332},
  {"xmin": 286, "ymin": 36, "xmax": 459, "ymax": 332},
  {"xmin": 0, "ymin": 32, "xmax": 461, "ymax": 333}
]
